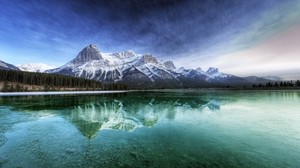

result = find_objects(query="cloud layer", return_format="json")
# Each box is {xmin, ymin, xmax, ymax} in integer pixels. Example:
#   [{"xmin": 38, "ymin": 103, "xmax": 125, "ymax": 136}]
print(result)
[{"xmin": 0, "ymin": 0, "xmax": 300, "ymax": 78}]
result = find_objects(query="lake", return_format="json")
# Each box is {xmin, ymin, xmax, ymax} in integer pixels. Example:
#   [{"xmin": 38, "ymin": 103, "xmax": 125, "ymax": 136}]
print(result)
[{"xmin": 0, "ymin": 90, "xmax": 300, "ymax": 168}]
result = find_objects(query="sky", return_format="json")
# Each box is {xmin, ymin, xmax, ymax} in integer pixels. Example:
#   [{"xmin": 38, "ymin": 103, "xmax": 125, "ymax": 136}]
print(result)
[{"xmin": 0, "ymin": 0, "xmax": 300, "ymax": 79}]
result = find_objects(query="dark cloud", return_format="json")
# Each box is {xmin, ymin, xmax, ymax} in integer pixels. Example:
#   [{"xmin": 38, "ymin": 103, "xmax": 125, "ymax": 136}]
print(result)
[
  {"xmin": 0, "ymin": 0, "xmax": 296, "ymax": 61},
  {"xmin": 63, "ymin": 0, "xmax": 284, "ymax": 57}
]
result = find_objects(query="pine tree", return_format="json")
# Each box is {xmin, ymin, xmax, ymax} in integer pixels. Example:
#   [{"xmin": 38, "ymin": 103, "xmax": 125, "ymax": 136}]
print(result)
[
  {"xmin": 0, "ymin": 69, "xmax": 125, "ymax": 91},
  {"xmin": 296, "ymin": 80, "xmax": 300, "ymax": 87}
]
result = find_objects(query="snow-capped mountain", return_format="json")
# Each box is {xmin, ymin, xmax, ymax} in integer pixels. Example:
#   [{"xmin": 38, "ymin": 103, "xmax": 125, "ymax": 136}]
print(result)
[
  {"xmin": 243, "ymin": 76, "xmax": 271, "ymax": 84},
  {"xmin": 47, "ymin": 44, "xmax": 182, "ymax": 88},
  {"xmin": 18, "ymin": 63, "xmax": 56, "ymax": 72},
  {"xmin": 173, "ymin": 66, "xmax": 249, "ymax": 87},
  {"xmin": 262, "ymin": 76, "xmax": 282, "ymax": 81},
  {"xmin": 0, "ymin": 60, "xmax": 20, "ymax": 71},
  {"xmin": 46, "ymin": 44, "xmax": 266, "ymax": 88}
]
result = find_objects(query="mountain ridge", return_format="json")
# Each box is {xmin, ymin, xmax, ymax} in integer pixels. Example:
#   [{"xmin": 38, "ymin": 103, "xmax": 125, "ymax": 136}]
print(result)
[
  {"xmin": 18, "ymin": 63, "xmax": 56, "ymax": 72},
  {"xmin": 0, "ymin": 44, "xmax": 282, "ymax": 89},
  {"xmin": 0, "ymin": 60, "xmax": 20, "ymax": 71},
  {"xmin": 45, "ymin": 44, "xmax": 274, "ymax": 89}
]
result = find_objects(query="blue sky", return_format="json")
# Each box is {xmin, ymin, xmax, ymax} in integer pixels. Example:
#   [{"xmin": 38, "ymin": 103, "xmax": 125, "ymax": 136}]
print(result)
[{"xmin": 0, "ymin": 0, "xmax": 300, "ymax": 79}]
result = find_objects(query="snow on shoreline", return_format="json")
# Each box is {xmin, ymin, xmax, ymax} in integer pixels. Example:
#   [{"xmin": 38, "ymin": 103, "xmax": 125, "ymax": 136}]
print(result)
[{"xmin": 0, "ymin": 90, "xmax": 130, "ymax": 96}]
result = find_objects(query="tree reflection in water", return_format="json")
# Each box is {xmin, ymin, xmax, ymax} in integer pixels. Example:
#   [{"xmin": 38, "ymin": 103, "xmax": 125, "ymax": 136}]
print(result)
[{"xmin": 0, "ymin": 92, "xmax": 224, "ymax": 138}]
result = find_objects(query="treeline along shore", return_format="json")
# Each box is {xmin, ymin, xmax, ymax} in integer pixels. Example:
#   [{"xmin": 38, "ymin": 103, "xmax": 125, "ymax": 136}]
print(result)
[
  {"xmin": 0, "ymin": 69, "xmax": 128, "ymax": 92},
  {"xmin": 0, "ymin": 69, "xmax": 299, "ymax": 92}
]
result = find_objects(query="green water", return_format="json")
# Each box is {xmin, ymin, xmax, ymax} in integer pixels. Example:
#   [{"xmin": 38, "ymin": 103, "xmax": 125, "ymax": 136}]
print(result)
[{"xmin": 0, "ymin": 90, "xmax": 300, "ymax": 168}]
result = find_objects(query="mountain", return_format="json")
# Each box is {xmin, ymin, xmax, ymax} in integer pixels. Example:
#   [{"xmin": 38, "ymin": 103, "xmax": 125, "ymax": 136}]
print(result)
[
  {"xmin": 47, "ymin": 45, "xmax": 181, "ymax": 88},
  {"xmin": 69, "ymin": 44, "xmax": 103, "ymax": 65},
  {"xmin": 0, "ymin": 60, "xmax": 20, "ymax": 71},
  {"xmin": 204, "ymin": 67, "xmax": 250, "ymax": 86},
  {"xmin": 262, "ymin": 76, "xmax": 282, "ymax": 81},
  {"xmin": 243, "ymin": 76, "xmax": 272, "ymax": 84},
  {"xmin": 18, "ymin": 63, "xmax": 56, "ymax": 72},
  {"xmin": 46, "ymin": 44, "xmax": 270, "ymax": 89}
]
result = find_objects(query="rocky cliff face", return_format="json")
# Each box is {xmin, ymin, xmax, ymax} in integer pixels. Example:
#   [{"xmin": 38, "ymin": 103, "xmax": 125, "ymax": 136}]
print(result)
[{"xmin": 69, "ymin": 44, "xmax": 103, "ymax": 65}]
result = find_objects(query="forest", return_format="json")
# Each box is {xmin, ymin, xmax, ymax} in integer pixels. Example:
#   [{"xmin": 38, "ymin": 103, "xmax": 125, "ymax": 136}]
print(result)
[
  {"xmin": 0, "ymin": 69, "xmax": 128, "ymax": 92},
  {"xmin": 253, "ymin": 80, "xmax": 300, "ymax": 88}
]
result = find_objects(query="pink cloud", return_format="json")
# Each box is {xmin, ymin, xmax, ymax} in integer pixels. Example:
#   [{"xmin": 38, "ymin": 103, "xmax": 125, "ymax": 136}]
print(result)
[{"xmin": 209, "ymin": 24, "xmax": 300, "ymax": 79}]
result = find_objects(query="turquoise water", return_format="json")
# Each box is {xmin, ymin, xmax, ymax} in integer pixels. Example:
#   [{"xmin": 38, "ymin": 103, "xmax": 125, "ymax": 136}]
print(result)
[{"xmin": 0, "ymin": 90, "xmax": 300, "ymax": 168}]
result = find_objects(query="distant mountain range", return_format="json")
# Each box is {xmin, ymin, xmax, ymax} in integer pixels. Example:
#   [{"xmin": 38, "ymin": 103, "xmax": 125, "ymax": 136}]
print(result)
[
  {"xmin": 18, "ymin": 63, "xmax": 56, "ymax": 73},
  {"xmin": 0, "ymin": 44, "xmax": 282, "ymax": 89}
]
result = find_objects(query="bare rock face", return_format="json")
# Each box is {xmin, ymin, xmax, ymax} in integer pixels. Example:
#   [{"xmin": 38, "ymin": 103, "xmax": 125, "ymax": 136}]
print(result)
[
  {"xmin": 206, "ymin": 67, "xmax": 219, "ymax": 75},
  {"xmin": 136, "ymin": 54, "xmax": 159, "ymax": 66},
  {"xmin": 164, "ymin": 61, "xmax": 176, "ymax": 70},
  {"xmin": 70, "ymin": 44, "xmax": 103, "ymax": 65},
  {"xmin": 195, "ymin": 67, "xmax": 203, "ymax": 72}
]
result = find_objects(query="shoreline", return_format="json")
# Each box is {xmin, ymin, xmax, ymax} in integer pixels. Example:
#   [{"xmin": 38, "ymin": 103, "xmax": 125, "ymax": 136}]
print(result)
[
  {"xmin": 0, "ymin": 90, "xmax": 130, "ymax": 96},
  {"xmin": 142, "ymin": 87, "xmax": 300, "ymax": 91},
  {"xmin": 1, "ymin": 88, "xmax": 299, "ymax": 96}
]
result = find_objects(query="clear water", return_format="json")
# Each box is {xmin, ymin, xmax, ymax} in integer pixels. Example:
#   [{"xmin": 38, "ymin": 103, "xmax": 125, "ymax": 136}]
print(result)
[{"xmin": 0, "ymin": 90, "xmax": 300, "ymax": 168}]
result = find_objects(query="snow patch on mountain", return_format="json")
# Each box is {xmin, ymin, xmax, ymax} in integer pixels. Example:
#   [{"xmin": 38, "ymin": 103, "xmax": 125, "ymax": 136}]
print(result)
[
  {"xmin": 0, "ymin": 61, "xmax": 8, "ymax": 68},
  {"xmin": 262, "ymin": 76, "xmax": 282, "ymax": 81},
  {"xmin": 0, "ymin": 60, "xmax": 20, "ymax": 71},
  {"xmin": 206, "ymin": 67, "xmax": 231, "ymax": 79},
  {"xmin": 18, "ymin": 63, "xmax": 56, "ymax": 72},
  {"xmin": 176, "ymin": 67, "xmax": 191, "ymax": 76}
]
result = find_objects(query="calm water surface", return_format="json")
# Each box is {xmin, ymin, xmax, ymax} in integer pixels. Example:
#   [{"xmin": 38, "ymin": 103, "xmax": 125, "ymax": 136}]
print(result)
[{"xmin": 0, "ymin": 90, "xmax": 300, "ymax": 168}]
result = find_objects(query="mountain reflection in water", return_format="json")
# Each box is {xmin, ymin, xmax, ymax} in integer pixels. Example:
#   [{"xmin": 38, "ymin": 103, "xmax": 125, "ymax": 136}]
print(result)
[
  {"xmin": 1, "ymin": 91, "xmax": 300, "ymax": 168},
  {"xmin": 0, "ymin": 92, "xmax": 223, "ymax": 138}
]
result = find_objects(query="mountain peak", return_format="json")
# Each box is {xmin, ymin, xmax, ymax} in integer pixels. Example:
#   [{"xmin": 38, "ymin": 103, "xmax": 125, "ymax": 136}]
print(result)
[
  {"xmin": 177, "ymin": 67, "xmax": 185, "ymax": 72},
  {"xmin": 206, "ymin": 67, "xmax": 219, "ymax": 75},
  {"xmin": 164, "ymin": 61, "xmax": 176, "ymax": 70},
  {"xmin": 112, "ymin": 50, "xmax": 137, "ymax": 59},
  {"xmin": 196, "ymin": 67, "xmax": 204, "ymax": 72},
  {"xmin": 137, "ymin": 54, "xmax": 158, "ymax": 65},
  {"xmin": 87, "ymin": 44, "xmax": 99, "ymax": 50},
  {"xmin": 262, "ymin": 76, "xmax": 282, "ymax": 81},
  {"xmin": 70, "ymin": 44, "xmax": 103, "ymax": 65}
]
